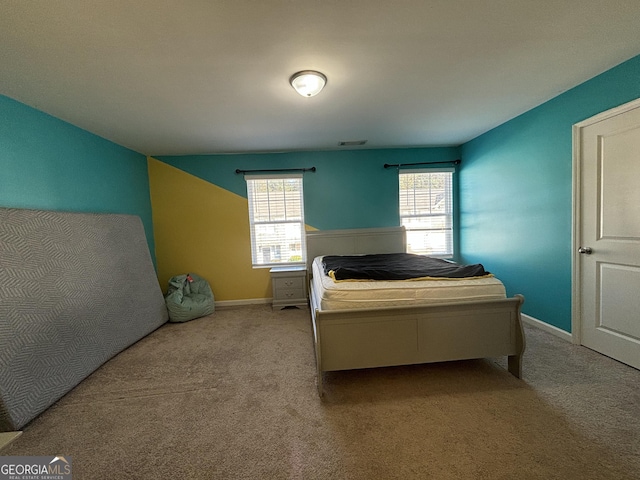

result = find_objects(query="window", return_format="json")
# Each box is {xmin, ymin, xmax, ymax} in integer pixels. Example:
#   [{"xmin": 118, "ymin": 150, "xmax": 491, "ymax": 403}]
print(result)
[
  {"xmin": 246, "ymin": 174, "xmax": 306, "ymax": 267},
  {"xmin": 399, "ymin": 168, "xmax": 454, "ymax": 257}
]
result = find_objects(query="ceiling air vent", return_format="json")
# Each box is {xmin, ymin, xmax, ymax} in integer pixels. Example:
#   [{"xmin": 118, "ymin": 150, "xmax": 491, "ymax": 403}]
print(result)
[{"xmin": 338, "ymin": 140, "xmax": 367, "ymax": 146}]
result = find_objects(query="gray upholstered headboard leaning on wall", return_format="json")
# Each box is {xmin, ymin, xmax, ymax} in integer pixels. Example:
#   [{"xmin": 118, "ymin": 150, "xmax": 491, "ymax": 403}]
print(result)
[{"xmin": 0, "ymin": 208, "xmax": 169, "ymax": 432}]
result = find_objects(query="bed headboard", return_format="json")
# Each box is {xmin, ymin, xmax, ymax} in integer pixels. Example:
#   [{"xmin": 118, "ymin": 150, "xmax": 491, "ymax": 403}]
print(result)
[{"xmin": 306, "ymin": 226, "xmax": 406, "ymax": 270}]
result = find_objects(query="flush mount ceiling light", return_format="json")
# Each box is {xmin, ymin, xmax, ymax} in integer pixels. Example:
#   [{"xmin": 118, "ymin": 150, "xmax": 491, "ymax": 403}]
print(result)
[{"xmin": 290, "ymin": 70, "xmax": 327, "ymax": 97}]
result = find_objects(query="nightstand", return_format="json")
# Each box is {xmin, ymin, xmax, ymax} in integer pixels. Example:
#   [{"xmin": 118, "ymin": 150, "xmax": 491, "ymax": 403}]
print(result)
[{"xmin": 270, "ymin": 266, "xmax": 308, "ymax": 309}]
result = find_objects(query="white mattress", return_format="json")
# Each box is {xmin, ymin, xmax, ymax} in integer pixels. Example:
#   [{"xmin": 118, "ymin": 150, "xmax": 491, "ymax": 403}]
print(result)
[{"xmin": 311, "ymin": 256, "xmax": 507, "ymax": 310}]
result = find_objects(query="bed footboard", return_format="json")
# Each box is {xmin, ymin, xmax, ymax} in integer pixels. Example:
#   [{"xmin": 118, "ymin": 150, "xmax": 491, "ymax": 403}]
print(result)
[{"xmin": 309, "ymin": 284, "xmax": 525, "ymax": 396}]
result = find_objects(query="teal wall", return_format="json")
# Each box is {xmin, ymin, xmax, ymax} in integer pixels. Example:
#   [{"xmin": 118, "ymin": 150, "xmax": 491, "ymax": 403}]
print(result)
[
  {"xmin": 459, "ymin": 54, "xmax": 640, "ymax": 332},
  {"xmin": 0, "ymin": 95, "xmax": 156, "ymax": 257},
  {"xmin": 157, "ymin": 146, "xmax": 461, "ymax": 235}
]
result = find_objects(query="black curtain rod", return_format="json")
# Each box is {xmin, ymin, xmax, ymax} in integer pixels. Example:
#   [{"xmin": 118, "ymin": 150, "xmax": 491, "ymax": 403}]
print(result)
[
  {"xmin": 383, "ymin": 159, "xmax": 461, "ymax": 169},
  {"xmin": 235, "ymin": 167, "xmax": 316, "ymax": 174}
]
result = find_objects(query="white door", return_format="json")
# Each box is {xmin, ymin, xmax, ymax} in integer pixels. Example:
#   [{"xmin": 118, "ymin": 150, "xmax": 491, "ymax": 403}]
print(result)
[{"xmin": 574, "ymin": 98, "xmax": 640, "ymax": 370}]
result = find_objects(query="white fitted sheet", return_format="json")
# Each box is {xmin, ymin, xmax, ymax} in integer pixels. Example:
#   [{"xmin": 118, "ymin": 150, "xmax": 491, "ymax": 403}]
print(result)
[{"xmin": 312, "ymin": 256, "xmax": 506, "ymax": 310}]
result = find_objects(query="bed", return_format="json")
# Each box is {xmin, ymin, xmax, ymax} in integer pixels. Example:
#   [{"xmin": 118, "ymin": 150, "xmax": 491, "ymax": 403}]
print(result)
[{"xmin": 307, "ymin": 226, "xmax": 525, "ymax": 396}]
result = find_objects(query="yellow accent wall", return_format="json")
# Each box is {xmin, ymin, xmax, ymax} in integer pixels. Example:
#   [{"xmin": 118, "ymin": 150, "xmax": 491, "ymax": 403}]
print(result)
[{"xmin": 148, "ymin": 157, "xmax": 271, "ymax": 301}]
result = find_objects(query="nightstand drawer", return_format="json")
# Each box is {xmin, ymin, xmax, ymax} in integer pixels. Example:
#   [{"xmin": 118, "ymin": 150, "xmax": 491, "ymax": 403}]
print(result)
[
  {"xmin": 273, "ymin": 287, "xmax": 306, "ymax": 301},
  {"xmin": 273, "ymin": 276, "xmax": 305, "ymax": 291}
]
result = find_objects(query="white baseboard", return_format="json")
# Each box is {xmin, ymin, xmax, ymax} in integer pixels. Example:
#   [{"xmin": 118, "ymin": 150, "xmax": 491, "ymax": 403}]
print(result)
[
  {"xmin": 215, "ymin": 298, "xmax": 271, "ymax": 308},
  {"xmin": 0, "ymin": 431, "xmax": 22, "ymax": 452},
  {"xmin": 521, "ymin": 313, "xmax": 573, "ymax": 342}
]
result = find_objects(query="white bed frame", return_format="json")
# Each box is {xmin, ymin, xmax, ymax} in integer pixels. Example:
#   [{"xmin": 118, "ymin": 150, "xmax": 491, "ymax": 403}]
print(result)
[{"xmin": 307, "ymin": 227, "xmax": 526, "ymax": 396}]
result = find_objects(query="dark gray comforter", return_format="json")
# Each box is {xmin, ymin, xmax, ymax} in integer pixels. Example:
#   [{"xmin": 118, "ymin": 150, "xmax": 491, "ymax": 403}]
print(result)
[{"xmin": 322, "ymin": 253, "xmax": 490, "ymax": 281}]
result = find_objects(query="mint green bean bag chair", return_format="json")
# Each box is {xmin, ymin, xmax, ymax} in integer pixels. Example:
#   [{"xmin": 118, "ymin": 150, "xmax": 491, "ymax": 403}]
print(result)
[{"xmin": 165, "ymin": 273, "xmax": 215, "ymax": 323}]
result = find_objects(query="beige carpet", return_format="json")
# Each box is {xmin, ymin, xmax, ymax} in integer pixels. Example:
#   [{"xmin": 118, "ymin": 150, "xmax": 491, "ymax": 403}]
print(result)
[{"xmin": 4, "ymin": 305, "xmax": 639, "ymax": 479}]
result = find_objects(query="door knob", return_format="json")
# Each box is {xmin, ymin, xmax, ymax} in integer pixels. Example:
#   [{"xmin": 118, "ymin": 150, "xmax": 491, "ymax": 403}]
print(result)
[{"xmin": 578, "ymin": 247, "xmax": 593, "ymax": 254}]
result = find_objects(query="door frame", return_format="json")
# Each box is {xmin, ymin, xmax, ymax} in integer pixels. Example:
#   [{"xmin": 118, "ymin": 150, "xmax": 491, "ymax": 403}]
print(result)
[{"xmin": 571, "ymin": 97, "xmax": 640, "ymax": 345}]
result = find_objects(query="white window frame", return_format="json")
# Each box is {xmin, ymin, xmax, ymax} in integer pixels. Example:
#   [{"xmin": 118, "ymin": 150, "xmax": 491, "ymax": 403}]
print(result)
[
  {"xmin": 245, "ymin": 174, "xmax": 306, "ymax": 268},
  {"xmin": 398, "ymin": 168, "xmax": 454, "ymax": 258}
]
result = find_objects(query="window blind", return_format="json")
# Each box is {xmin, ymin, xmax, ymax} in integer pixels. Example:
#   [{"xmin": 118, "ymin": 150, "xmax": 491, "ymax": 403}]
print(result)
[
  {"xmin": 399, "ymin": 168, "xmax": 453, "ymax": 257},
  {"xmin": 246, "ymin": 175, "xmax": 306, "ymax": 267}
]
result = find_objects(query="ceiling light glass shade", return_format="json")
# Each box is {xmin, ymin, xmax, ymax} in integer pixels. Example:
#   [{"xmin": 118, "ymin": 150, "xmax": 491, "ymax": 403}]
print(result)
[{"xmin": 290, "ymin": 70, "xmax": 327, "ymax": 97}]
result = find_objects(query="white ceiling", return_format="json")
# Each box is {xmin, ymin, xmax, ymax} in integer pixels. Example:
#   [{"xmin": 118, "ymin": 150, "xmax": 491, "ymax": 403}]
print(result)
[{"xmin": 2, "ymin": 1, "xmax": 640, "ymax": 156}]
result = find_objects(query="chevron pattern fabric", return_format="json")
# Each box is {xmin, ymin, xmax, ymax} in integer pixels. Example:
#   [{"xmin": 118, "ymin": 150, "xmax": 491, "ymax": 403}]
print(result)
[{"xmin": 0, "ymin": 208, "xmax": 168, "ymax": 431}]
